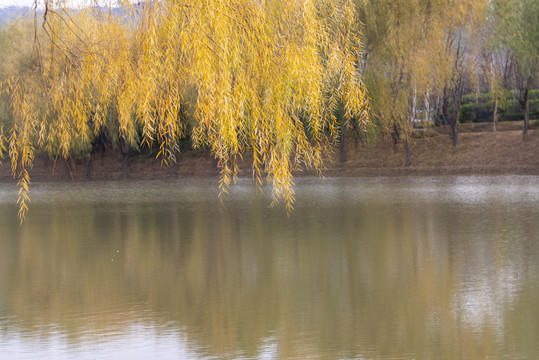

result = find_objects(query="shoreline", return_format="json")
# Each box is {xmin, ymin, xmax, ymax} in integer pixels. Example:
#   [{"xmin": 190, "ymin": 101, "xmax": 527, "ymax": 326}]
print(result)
[{"xmin": 1, "ymin": 129, "xmax": 538, "ymax": 183}]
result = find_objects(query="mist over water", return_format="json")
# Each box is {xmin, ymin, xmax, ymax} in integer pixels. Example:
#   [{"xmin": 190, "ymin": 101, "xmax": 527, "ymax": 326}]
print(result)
[{"xmin": 1, "ymin": 176, "xmax": 539, "ymax": 359}]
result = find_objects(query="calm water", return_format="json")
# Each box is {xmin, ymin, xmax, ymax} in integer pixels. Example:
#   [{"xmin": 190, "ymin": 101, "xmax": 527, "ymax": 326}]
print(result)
[{"xmin": 1, "ymin": 176, "xmax": 539, "ymax": 359}]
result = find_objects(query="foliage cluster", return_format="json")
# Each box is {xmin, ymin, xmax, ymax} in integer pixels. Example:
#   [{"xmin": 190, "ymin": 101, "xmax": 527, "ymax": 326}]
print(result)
[
  {"xmin": 357, "ymin": 0, "xmax": 538, "ymax": 145},
  {"xmin": 460, "ymin": 90, "xmax": 539, "ymax": 123},
  {"xmin": 0, "ymin": 0, "xmax": 369, "ymax": 219},
  {"xmin": 357, "ymin": 0, "xmax": 488, "ymax": 153}
]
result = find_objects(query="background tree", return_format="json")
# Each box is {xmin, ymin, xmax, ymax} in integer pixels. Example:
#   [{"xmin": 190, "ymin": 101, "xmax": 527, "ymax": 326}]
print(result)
[
  {"xmin": 491, "ymin": 0, "xmax": 539, "ymax": 140},
  {"xmin": 358, "ymin": 0, "xmax": 438, "ymax": 165},
  {"xmin": 477, "ymin": 37, "xmax": 510, "ymax": 132},
  {"xmin": 358, "ymin": 0, "xmax": 486, "ymax": 160}
]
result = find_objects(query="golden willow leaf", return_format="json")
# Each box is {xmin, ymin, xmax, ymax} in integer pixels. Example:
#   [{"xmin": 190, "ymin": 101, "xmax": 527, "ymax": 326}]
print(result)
[{"xmin": 5, "ymin": 0, "xmax": 369, "ymax": 218}]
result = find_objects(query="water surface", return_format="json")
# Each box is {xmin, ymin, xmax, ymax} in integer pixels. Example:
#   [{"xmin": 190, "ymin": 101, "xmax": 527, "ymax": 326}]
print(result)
[{"xmin": 1, "ymin": 176, "xmax": 538, "ymax": 359}]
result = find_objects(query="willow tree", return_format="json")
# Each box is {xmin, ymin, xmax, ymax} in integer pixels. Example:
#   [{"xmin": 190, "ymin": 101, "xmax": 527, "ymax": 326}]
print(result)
[
  {"xmin": 358, "ymin": 0, "xmax": 446, "ymax": 165},
  {"xmin": 478, "ymin": 17, "xmax": 512, "ymax": 132},
  {"xmin": 358, "ymin": 0, "xmax": 485, "ymax": 153},
  {"xmin": 491, "ymin": 0, "xmax": 539, "ymax": 140},
  {"xmin": 438, "ymin": 0, "xmax": 486, "ymax": 147},
  {"xmin": 1, "ymin": 0, "xmax": 369, "ymax": 219}
]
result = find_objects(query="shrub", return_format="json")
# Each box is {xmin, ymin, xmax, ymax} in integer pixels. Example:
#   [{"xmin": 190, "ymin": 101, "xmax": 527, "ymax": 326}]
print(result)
[{"xmin": 460, "ymin": 90, "xmax": 539, "ymax": 122}]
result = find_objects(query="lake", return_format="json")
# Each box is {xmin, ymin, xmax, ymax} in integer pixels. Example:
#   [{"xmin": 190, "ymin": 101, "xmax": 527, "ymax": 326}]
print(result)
[{"xmin": 1, "ymin": 176, "xmax": 539, "ymax": 359}]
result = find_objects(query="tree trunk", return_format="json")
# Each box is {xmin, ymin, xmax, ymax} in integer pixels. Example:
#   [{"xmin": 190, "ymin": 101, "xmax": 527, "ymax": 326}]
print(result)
[
  {"xmin": 121, "ymin": 140, "xmax": 130, "ymax": 180},
  {"xmin": 391, "ymin": 123, "xmax": 400, "ymax": 153},
  {"xmin": 64, "ymin": 158, "xmax": 72, "ymax": 180},
  {"xmin": 442, "ymin": 100, "xmax": 459, "ymax": 148},
  {"xmin": 451, "ymin": 121, "xmax": 459, "ymax": 147},
  {"xmin": 442, "ymin": 87, "xmax": 461, "ymax": 149},
  {"xmin": 405, "ymin": 139, "xmax": 412, "ymax": 166},
  {"xmin": 523, "ymin": 87, "xmax": 529, "ymax": 141},
  {"xmin": 122, "ymin": 153, "xmax": 129, "ymax": 180},
  {"xmin": 492, "ymin": 95, "xmax": 498, "ymax": 132},
  {"xmin": 86, "ymin": 157, "xmax": 92, "ymax": 180},
  {"xmin": 101, "ymin": 143, "xmax": 106, "ymax": 166},
  {"xmin": 339, "ymin": 121, "xmax": 347, "ymax": 168}
]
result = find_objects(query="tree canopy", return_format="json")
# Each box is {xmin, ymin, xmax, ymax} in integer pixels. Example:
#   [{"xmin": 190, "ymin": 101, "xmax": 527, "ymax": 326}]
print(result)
[
  {"xmin": 358, "ymin": 0, "xmax": 486, "ymax": 153},
  {"xmin": 490, "ymin": 0, "xmax": 539, "ymax": 138},
  {"xmin": 1, "ymin": 0, "xmax": 369, "ymax": 219}
]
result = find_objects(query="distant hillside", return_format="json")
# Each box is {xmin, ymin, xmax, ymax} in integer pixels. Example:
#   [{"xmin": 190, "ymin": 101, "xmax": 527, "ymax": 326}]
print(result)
[
  {"xmin": 1, "ymin": 5, "xmax": 135, "ymax": 28},
  {"xmin": 0, "ymin": 6, "xmax": 33, "ymax": 27}
]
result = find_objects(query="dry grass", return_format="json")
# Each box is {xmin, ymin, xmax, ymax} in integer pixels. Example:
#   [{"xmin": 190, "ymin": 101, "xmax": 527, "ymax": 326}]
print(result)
[
  {"xmin": 333, "ymin": 129, "xmax": 539, "ymax": 176},
  {"xmin": 1, "ymin": 127, "xmax": 538, "ymax": 182}
]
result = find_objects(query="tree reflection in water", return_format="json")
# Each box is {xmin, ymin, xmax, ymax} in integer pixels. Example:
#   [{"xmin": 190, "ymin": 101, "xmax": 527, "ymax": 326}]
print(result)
[{"xmin": 0, "ymin": 177, "xmax": 538, "ymax": 359}]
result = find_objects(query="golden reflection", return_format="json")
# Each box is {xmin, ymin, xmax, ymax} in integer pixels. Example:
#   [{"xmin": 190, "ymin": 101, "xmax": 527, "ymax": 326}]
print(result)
[{"xmin": 0, "ymin": 182, "xmax": 538, "ymax": 359}]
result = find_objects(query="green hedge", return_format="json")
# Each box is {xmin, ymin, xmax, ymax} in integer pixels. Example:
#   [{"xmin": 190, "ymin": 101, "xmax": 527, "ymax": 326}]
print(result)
[
  {"xmin": 460, "ymin": 92, "xmax": 539, "ymax": 123},
  {"xmin": 462, "ymin": 89, "xmax": 539, "ymax": 105}
]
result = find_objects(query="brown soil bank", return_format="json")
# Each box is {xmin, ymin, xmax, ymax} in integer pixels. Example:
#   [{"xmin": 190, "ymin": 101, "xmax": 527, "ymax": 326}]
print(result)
[
  {"xmin": 336, "ymin": 129, "xmax": 539, "ymax": 177},
  {"xmin": 0, "ymin": 128, "xmax": 538, "ymax": 182}
]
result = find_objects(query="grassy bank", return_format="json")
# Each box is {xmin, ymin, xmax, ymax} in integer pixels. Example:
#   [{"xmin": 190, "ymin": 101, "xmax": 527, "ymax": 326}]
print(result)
[
  {"xmin": 336, "ymin": 129, "xmax": 539, "ymax": 177},
  {"xmin": 1, "ymin": 125, "xmax": 538, "ymax": 182}
]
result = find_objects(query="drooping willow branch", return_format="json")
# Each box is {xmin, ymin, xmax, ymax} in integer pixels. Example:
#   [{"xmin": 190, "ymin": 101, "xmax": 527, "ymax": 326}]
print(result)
[{"xmin": 6, "ymin": 0, "xmax": 369, "ymax": 220}]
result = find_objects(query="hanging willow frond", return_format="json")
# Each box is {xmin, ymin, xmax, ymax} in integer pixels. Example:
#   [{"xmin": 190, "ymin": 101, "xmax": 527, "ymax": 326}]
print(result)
[{"xmin": 5, "ymin": 0, "xmax": 369, "ymax": 219}]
